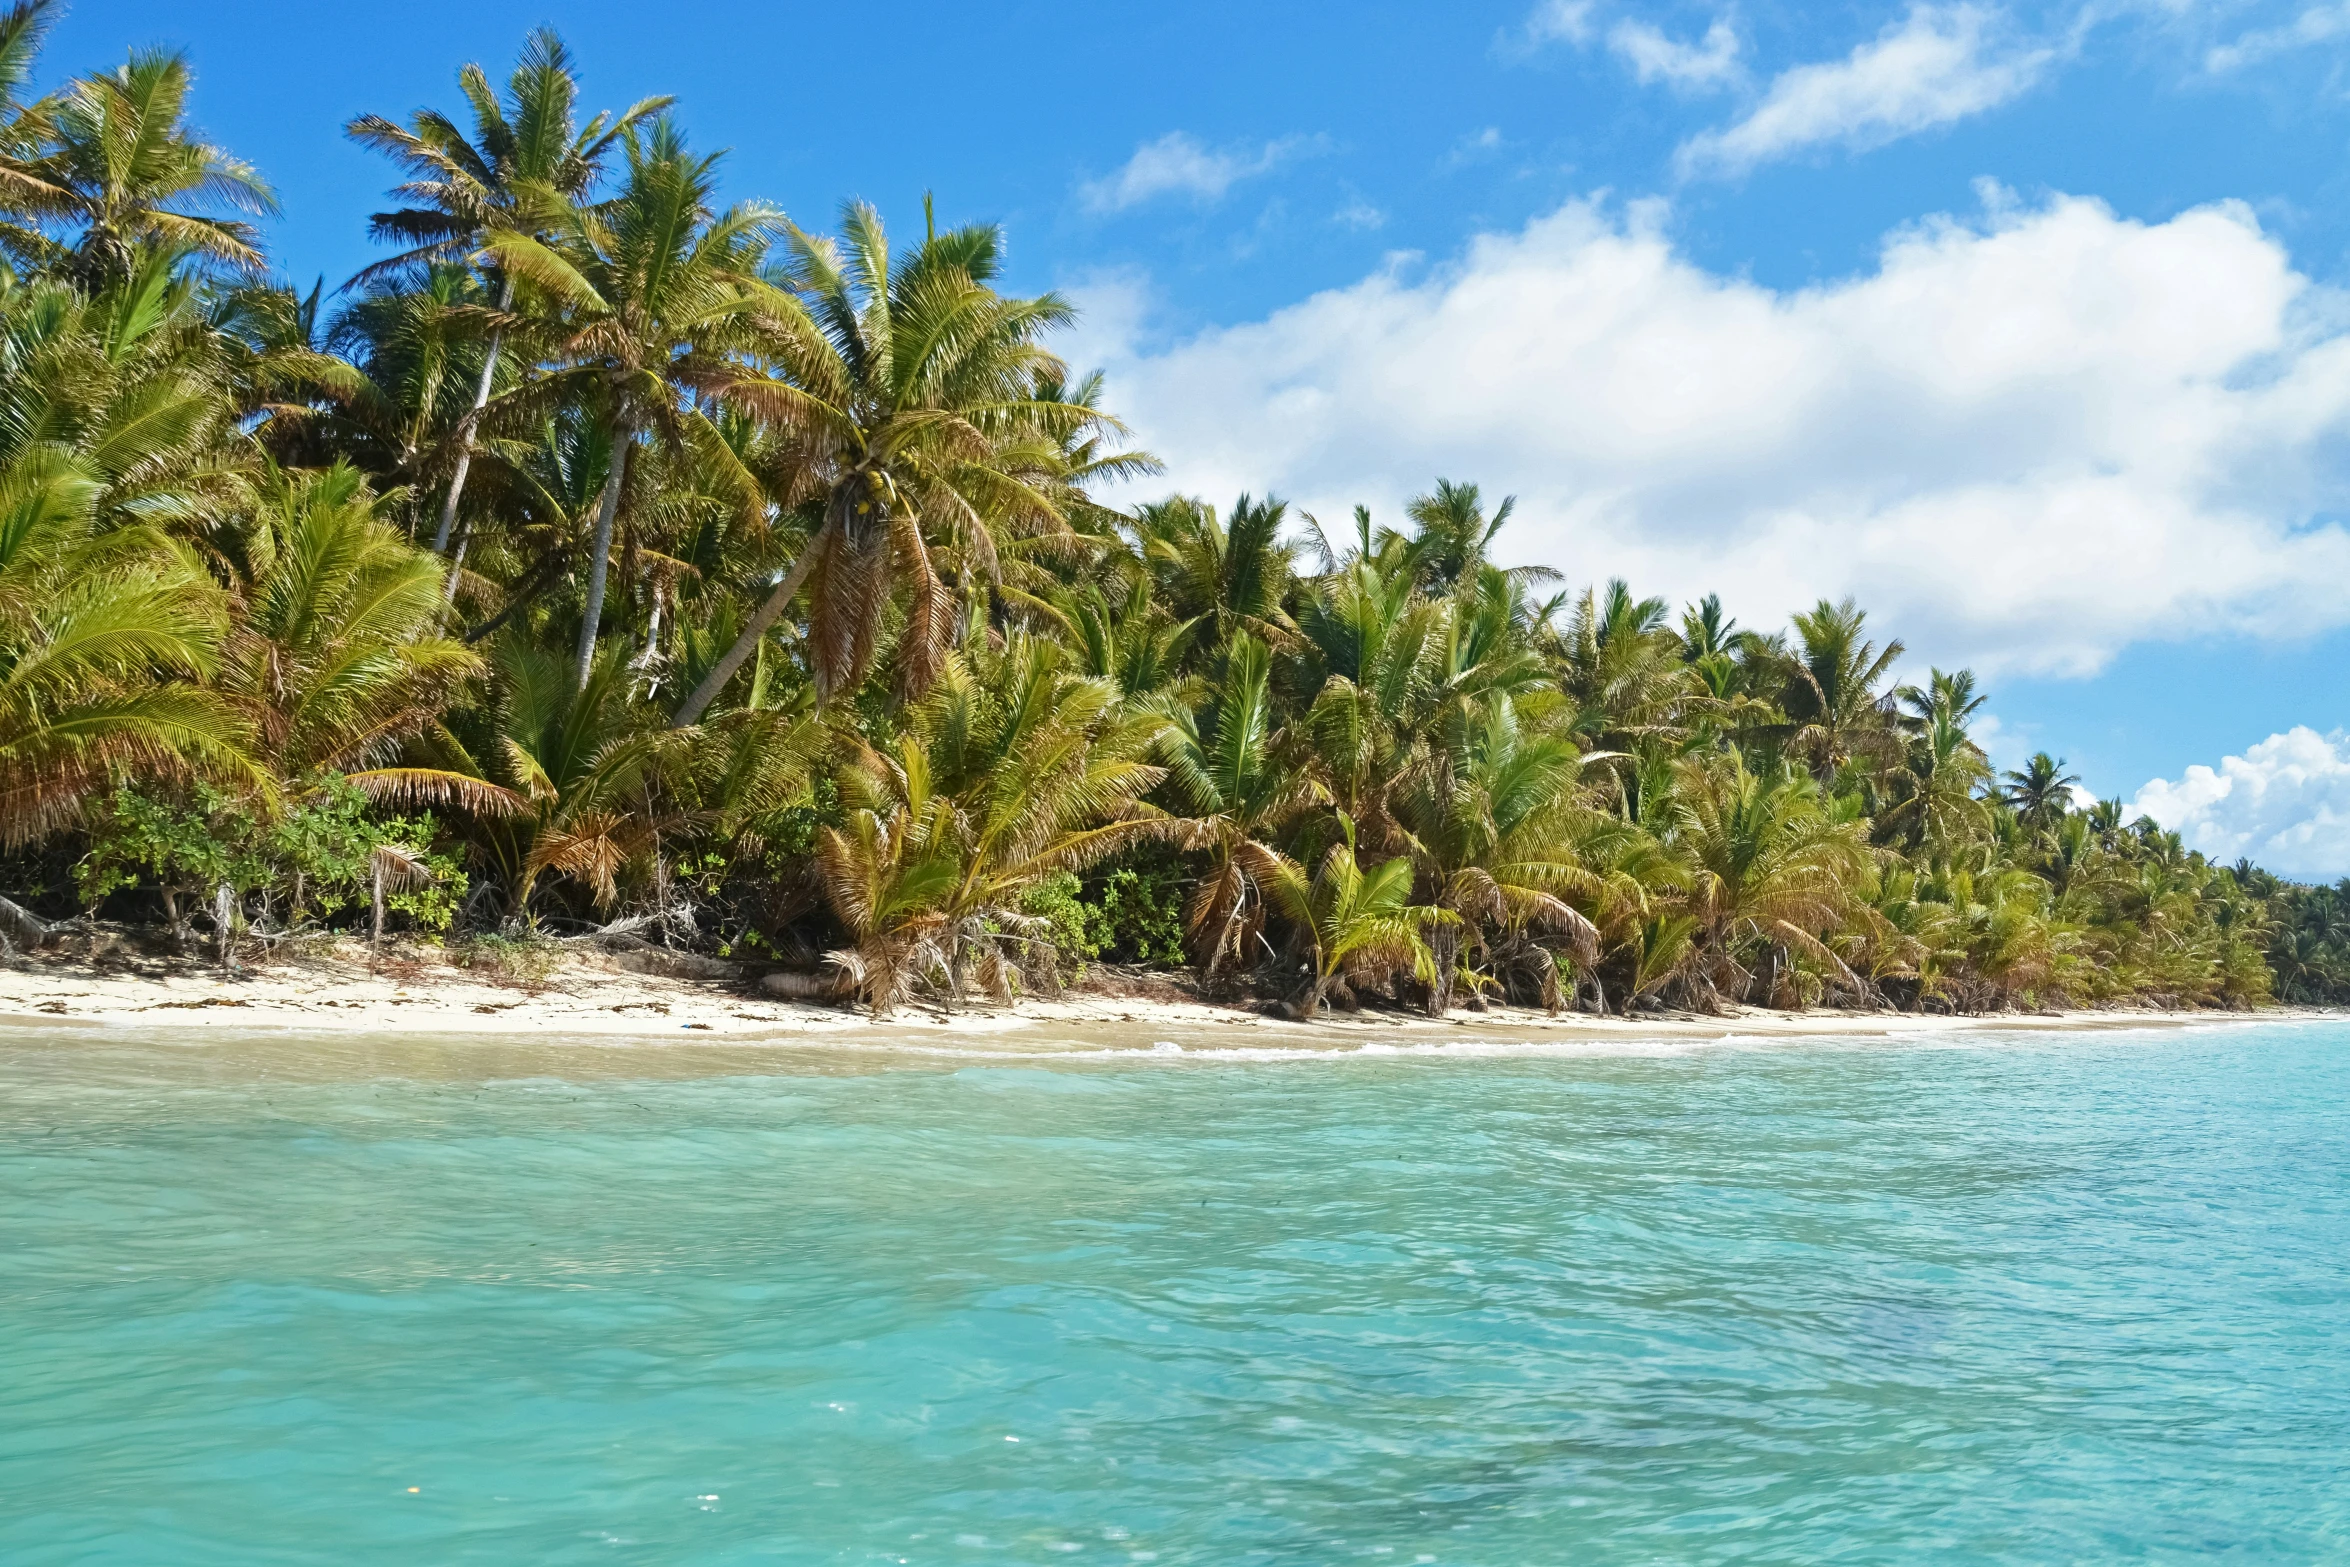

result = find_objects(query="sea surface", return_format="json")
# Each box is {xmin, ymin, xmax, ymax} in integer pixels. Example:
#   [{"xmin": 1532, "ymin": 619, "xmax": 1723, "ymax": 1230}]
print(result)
[{"xmin": 1, "ymin": 1019, "xmax": 2345, "ymax": 1564}]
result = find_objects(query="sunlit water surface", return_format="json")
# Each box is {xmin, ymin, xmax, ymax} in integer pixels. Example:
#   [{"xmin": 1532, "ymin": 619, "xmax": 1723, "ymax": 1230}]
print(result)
[{"xmin": 2, "ymin": 1020, "xmax": 2346, "ymax": 1564}]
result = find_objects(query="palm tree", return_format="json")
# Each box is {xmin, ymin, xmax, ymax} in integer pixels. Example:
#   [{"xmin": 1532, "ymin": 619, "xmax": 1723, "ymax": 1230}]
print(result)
[
  {"xmin": 1397, "ymin": 696, "xmax": 1601, "ymax": 1013},
  {"xmin": 1898, "ymin": 666, "xmax": 1986, "ymax": 732},
  {"xmin": 217, "ymin": 462, "xmax": 514, "ymax": 816},
  {"xmin": 2003, "ymin": 752, "xmax": 2080, "ymax": 835},
  {"xmin": 0, "ymin": 440, "xmax": 245, "ymax": 844},
  {"xmin": 1783, "ymin": 597, "xmax": 1903, "ymax": 776},
  {"xmin": 673, "ymin": 200, "xmax": 1102, "ymax": 724},
  {"xmin": 346, "ymin": 28, "xmax": 666, "ymax": 581},
  {"xmin": 0, "ymin": 1, "xmax": 64, "ymax": 242},
  {"xmin": 1679, "ymin": 754, "xmax": 1873, "ymax": 1006},
  {"xmin": 1262, "ymin": 822, "xmax": 1453, "ymax": 1019},
  {"xmin": 816, "ymin": 635, "xmax": 1173, "ymax": 1011},
  {"xmin": 468, "ymin": 637, "xmax": 662, "ymax": 915},
  {"xmin": 520, "ymin": 117, "xmax": 783, "ymax": 685},
  {"xmin": 1557, "ymin": 579, "xmax": 1688, "ymax": 754},
  {"xmin": 1884, "ymin": 701, "xmax": 1991, "ymax": 851},
  {"xmin": 0, "ymin": 238, "xmax": 265, "ymax": 538},
  {"xmin": 1154, "ymin": 634, "xmax": 1320, "ymax": 981},
  {"xmin": 26, "ymin": 49, "xmax": 275, "ymax": 287},
  {"xmin": 1134, "ymin": 493, "xmax": 1300, "ymax": 657},
  {"xmin": 1402, "ymin": 477, "xmax": 1557, "ymax": 593},
  {"xmin": 1677, "ymin": 593, "xmax": 1740, "ymax": 660},
  {"xmin": 1052, "ymin": 574, "xmax": 1198, "ymax": 702}
]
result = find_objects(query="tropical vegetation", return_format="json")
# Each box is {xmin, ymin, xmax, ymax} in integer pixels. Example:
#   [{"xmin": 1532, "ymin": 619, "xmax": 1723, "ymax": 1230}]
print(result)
[{"xmin": 0, "ymin": 12, "xmax": 2316, "ymax": 1016}]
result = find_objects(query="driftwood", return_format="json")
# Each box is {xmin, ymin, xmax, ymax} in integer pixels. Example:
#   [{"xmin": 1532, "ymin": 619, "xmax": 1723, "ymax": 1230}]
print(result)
[
  {"xmin": 0, "ymin": 895, "xmax": 52, "ymax": 953},
  {"xmin": 594, "ymin": 934, "xmax": 742, "ymax": 981},
  {"xmin": 758, "ymin": 962, "xmax": 859, "ymax": 1002}
]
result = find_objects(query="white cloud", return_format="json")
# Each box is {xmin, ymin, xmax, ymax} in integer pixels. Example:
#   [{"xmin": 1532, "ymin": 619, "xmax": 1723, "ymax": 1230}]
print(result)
[
  {"xmin": 1453, "ymin": 126, "xmax": 1505, "ymax": 162},
  {"xmin": 1526, "ymin": 0, "xmax": 1596, "ymax": 45},
  {"xmin": 2135, "ymin": 728, "xmax": 2350, "ymax": 877},
  {"xmin": 2206, "ymin": 2, "xmax": 2350, "ymax": 70},
  {"xmin": 1611, "ymin": 17, "xmax": 1744, "ymax": 88},
  {"xmin": 1677, "ymin": 5, "xmax": 2053, "ymax": 176},
  {"xmin": 1080, "ymin": 132, "xmax": 1311, "ymax": 213},
  {"xmin": 1334, "ymin": 198, "xmax": 1387, "ymax": 231},
  {"xmin": 1071, "ymin": 190, "xmax": 2350, "ymax": 680}
]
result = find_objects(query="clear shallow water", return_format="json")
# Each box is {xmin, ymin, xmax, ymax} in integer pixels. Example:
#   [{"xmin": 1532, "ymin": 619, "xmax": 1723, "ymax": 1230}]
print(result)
[{"xmin": 2, "ymin": 1023, "xmax": 2346, "ymax": 1564}]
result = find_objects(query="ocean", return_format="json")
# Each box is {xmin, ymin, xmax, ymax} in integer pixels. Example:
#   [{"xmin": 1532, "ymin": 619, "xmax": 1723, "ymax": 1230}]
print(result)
[{"xmin": 2, "ymin": 1020, "xmax": 2344, "ymax": 1563}]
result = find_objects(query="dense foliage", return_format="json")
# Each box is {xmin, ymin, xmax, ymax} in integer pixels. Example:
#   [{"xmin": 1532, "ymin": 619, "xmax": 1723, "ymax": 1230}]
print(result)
[{"xmin": 0, "ymin": 12, "xmax": 2303, "ymax": 1014}]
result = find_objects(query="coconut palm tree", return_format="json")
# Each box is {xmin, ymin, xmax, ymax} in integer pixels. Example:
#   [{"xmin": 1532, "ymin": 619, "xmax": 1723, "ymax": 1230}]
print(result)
[
  {"xmin": 1678, "ymin": 754, "xmax": 1874, "ymax": 1006},
  {"xmin": 673, "ymin": 201, "xmax": 1104, "ymax": 725},
  {"xmin": 0, "ymin": 2, "xmax": 64, "ymax": 239},
  {"xmin": 25, "ymin": 49, "xmax": 275, "ymax": 287},
  {"xmin": 217, "ymin": 463, "xmax": 516, "ymax": 818},
  {"xmin": 467, "ymin": 637, "xmax": 663, "ymax": 915},
  {"xmin": 0, "ymin": 440, "xmax": 245, "ymax": 844},
  {"xmin": 346, "ymin": 28, "xmax": 666, "ymax": 579},
  {"xmin": 2003, "ymin": 752, "xmax": 2080, "ymax": 835},
  {"xmin": 1052, "ymin": 574, "xmax": 1199, "ymax": 702},
  {"xmin": 1401, "ymin": 477, "xmax": 1557, "ymax": 594},
  {"xmin": 1884, "ymin": 701, "xmax": 1991, "ymax": 852},
  {"xmin": 516, "ymin": 116, "xmax": 783, "ymax": 685},
  {"xmin": 1154, "ymin": 634, "xmax": 1320, "ymax": 981},
  {"xmin": 1134, "ymin": 493, "xmax": 1300, "ymax": 658},
  {"xmin": 1261, "ymin": 821, "xmax": 1453, "ymax": 1019},
  {"xmin": 816, "ymin": 635, "xmax": 1173, "ymax": 1011},
  {"xmin": 1783, "ymin": 597, "xmax": 1904, "ymax": 776},
  {"xmin": 1397, "ymin": 696, "xmax": 1603, "ymax": 1014},
  {"xmin": 1557, "ymin": 579, "xmax": 1689, "ymax": 755},
  {"xmin": 0, "ymin": 247, "xmax": 252, "ymax": 534}
]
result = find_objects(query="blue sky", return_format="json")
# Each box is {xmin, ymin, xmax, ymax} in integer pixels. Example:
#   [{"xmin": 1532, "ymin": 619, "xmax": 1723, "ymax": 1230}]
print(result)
[{"xmin": 59, "ymin": 0, "xmax": 2350, "ymax": 874}]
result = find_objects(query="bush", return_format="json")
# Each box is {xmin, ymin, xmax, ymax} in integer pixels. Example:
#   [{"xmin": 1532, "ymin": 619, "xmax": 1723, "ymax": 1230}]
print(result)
[
  {"xmin": 1019, "ymin": 871, "xmax": 1098, "ymax": 982},
  {"xmin": 74, "ymin": 777, "xmax": 466, "ymax": 937},
  {"xmin": 1084, "ymin": 862, "xmax": 1188, "ymax": 967}
]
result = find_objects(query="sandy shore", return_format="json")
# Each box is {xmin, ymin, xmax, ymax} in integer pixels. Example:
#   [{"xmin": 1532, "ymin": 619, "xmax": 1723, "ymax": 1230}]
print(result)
[{"xmin": 0, "ymin": 939, "xmax": 2298, "ymax": 1050}]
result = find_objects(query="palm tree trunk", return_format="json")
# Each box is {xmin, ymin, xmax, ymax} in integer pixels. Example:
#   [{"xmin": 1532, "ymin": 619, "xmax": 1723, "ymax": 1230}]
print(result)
[
  {"xmin": 1426, "ymin": 919, "xmax": 1458, "ymax": 1017},
  {"xmin": 1294, "ymin": 960, "xmax": 1333, "ymax": 1020},
  {"xmin": 668, "ymin": 519, "xmax": 830, "ymax": 727},
  {"xmin": 574, "ymin": 414, "xmax": 633, "ymax": 687},
  {"xmin": 432, "ymin": 276, "xmax": 515, "ymax": 602}
]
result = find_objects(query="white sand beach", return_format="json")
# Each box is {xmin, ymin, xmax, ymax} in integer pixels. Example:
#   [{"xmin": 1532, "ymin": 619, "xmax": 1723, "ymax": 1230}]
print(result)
[{"xmin": 0, "ymin": 940, "xmax": 2289, "ymax": 1049}]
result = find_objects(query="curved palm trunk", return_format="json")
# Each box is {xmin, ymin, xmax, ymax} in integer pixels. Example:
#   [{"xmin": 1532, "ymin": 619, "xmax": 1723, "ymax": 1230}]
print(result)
[
  {"xmin": 574, "ymin": 416, "xmax": 633, "ymax": 687},
  {"xmin": 668, "ymin": 519, "xmax": 830, "ymax": 727},
  {"xmin": 1295, "ymin": 973, "xmax": 1326, "ymax": 1021},
  {"xmin": 433, "ymin": 276, "xmax": 515, "ymax": 604}
]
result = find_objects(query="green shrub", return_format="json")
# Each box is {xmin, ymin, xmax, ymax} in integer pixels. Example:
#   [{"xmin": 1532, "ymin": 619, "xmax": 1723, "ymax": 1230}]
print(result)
[
  {"xmin": 1085, "ymin": 863, "xmax": 1188, "ymax": 967},
  {"xmin": 1019, "ymin": 871, "xmax": 1098, "ymax": 981},
  {"xmin": 75, "ymin": 777, "xmax": 466, "ymax": 936}
]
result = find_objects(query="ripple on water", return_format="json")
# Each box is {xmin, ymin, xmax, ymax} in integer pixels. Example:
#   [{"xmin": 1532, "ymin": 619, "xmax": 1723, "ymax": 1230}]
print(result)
[{"xmin": 0, "ymin": 1022, "xmax": 2345, "ymax": 1564}]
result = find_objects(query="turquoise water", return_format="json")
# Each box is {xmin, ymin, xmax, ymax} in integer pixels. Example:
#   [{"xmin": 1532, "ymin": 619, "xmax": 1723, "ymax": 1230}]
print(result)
[{"xmin": 2, "ymin": 1022, "xmax": 2346, "ymax": 1564}]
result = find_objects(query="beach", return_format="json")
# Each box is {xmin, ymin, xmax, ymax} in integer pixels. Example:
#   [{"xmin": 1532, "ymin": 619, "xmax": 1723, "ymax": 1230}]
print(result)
[{"xmin": 0, "ymin": 941, "xmax": 2281, "ymax": 1047}]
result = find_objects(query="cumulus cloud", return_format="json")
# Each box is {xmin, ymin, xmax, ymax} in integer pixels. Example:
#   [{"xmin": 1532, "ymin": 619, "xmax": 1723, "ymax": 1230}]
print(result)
[
  {"xmin": 1611, "ymin": 17, "xmax": 1744, "ymax": 89},
  {"xmin": 1071, "ymin": 190, "xmax": 2350, "ymax": 678},
  {"xmin": 2206, "ymin": 2, "xmax": 2350, "ymax": 71},
  {"xmin": 1677, "ymin": 5, "xmax": 2053, "ymax": 175},
  {"xmin": 2134, "ymin": 728, "xmax": 2350, "ymax": 878},
  {"xmin": 1080, "ymin": 132, "xmax": 1312, "ymax": 213}
]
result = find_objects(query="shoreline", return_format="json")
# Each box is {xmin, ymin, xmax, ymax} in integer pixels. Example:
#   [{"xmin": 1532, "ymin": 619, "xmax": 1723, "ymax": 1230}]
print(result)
[{"xmin": 0, "ymin": 942, "xmax": 2312, "ymax": 1051}]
